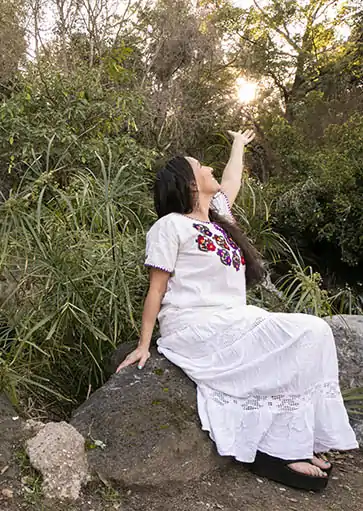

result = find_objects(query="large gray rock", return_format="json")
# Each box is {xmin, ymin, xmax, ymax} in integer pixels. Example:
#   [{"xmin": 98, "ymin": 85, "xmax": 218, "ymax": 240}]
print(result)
[
  {"xmin": 71, "ymin": 345, "xmax": 225, "ymax": 487},
  {"xmin": 326, "ymin": 315, "xmax": 363, "ymax": 445},
  {"xmin": 26, "ymin": 421, "xmax": 89, "ymax": 501},
  {"xmin": 325, "ymin": 315, "xmax": 363, "ymax": 389}
]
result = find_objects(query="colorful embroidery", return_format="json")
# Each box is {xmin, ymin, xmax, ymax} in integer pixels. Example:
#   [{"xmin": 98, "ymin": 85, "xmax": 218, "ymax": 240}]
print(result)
[
  {"xmin": 227, "ymin": 235, "xmax": 238, "ymax": 250},
  {"xmin": 213, "ymin": 225, "xmax": 238, "ymax": 251},
  {"xmin": 197, "ymin": 234, "xmax": 216, "ymax": 252},
  {"xmin": 193, "ymin": 223, "xmax": 213, "ymax": 237},
  {"xmin": 217, "ymin": 248, "xmax": 232, "ymax": 266},
  {"xmin": 192, "ymin": 223, "xmax": 244, "ymax": 271},
  {"xmin": 215, "ymin": 224, "xmax": 226, "ymax": 235},
  {"xmin": 213, "ymin": 234, "xmax": 230, "ymax": 250},
  {"xmin": 232, "ymin": 251, "xmax": 241, "ymax": 271}
]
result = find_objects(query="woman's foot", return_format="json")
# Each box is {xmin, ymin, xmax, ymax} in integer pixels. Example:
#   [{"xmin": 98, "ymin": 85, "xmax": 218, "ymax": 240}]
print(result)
[
  {"xmin": 312, "ymin": 454, "xmax": 331, "ymax": 471},
  {"xmin": 288, "ymin": 456, "xmax": 331, "ymax": 478}
]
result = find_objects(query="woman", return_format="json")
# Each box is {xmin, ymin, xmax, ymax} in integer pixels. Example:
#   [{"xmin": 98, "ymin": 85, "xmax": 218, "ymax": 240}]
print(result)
[{"xmin": 116, "ymin": 129, "xmax": 358, "ymax": 491}]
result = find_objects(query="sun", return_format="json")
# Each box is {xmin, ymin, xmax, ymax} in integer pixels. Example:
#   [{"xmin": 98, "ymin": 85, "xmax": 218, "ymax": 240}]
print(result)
[{"xmin": 236, "ymin": 77, "xmax": 258, "ymax": 104}]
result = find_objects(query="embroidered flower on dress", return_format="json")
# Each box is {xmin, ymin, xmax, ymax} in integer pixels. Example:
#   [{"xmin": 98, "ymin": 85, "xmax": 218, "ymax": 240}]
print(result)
[
  {"xmin": 232, "ymin": 251, "xmax": 241, "ymax": 271},
  {"xmin": 213, "ymin": 225, "xmax": 238, "ymax": 251},
  {"xmin": 213, "ymin": 234, "xmax": 230, "ymax": 250},
  {"xmin": 217, "ymin": 248, "xmax": 232, "ymax": 266},
  {"xmin": 227, "ymin": 236, "xmax": 238, "ymax": 250},
  {"xmin": 193, "ymin": 223, "xmax": 213, "ymax": 237},
  {"xmin": 197, "ymin": 234, "xmax": 216, "ymax": 252},
  {"xmin": 241, "ymin": 255, "xmax": 246, "ymax": 266}
]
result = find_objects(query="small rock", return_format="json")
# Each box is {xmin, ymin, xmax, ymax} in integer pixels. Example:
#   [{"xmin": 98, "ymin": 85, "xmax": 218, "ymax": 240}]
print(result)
[
  {"xmin": 26, "ymin": 421, "xmax": 88, "ymax": 501},
  {"xmin": 0, "ymin": 464, "xmax": 9, "ymax": 475},
  {"xmin": 24, "ymin": 419, "xmax": 45, "ymax": 435},
  {"xmin": 1, "ymin": 488, "xmax": 14, "ymax": 498}
]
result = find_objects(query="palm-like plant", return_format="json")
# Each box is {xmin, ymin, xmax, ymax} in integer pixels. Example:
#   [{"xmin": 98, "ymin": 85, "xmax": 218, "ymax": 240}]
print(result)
[{"xmin": 0, "ymin": 141, "xmax": 155, "ymax": 412}]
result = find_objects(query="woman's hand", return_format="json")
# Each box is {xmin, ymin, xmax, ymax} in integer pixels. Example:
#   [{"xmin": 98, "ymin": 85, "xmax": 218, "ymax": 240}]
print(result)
[
  {"xmin": 115, "ymin": 345, "xmax": 151, "ymax": 373},
  {"xmin": 227, "ymin": 129, "xmax": 255, "ymax": 146}
]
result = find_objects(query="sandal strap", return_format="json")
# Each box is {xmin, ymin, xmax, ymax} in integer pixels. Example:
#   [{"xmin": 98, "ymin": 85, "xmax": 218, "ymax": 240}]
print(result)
[
  {"xmin": 256, "ymin": 451, "xmax": 312, "ymax": 466},
  {"xmin": 281, "ymin": 458, "xmax": 311, "ymax": 465}
]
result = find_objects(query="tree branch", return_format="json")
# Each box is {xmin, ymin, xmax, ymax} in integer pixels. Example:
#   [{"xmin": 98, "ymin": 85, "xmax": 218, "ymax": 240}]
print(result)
[{"xmin": 252, "ymin": 0, "xmax": 303, "ymax": 54}]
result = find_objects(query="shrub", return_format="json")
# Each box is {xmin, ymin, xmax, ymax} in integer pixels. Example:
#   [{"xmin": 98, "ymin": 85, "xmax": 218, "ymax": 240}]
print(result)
[{"xmin": 0, "ymin": 143, "xmax": 156, "ymax": 415}]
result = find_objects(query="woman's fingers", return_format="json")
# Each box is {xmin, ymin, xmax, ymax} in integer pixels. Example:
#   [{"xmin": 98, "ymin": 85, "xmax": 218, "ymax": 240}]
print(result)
[
  {"xmin": 116, "ymin": 353, "xmax": 138, "ymax": 372},
  {"xmin": 242, "ymin": 129, "xmax": 255, "ymax": 140},
  {"xmin": 115, "ymin": 348, "xmax": 151, "ymax": 373},
  {"xmin": 228, "ymin": 129, "xmax": 255, "ymax": 144},
  {"xmin": 241, "ymin": 129, "xmax": 255, "ymax": 144},
  {"xmin": 138, "ymin": 352, "xmax": 150, "ymax": 370}
]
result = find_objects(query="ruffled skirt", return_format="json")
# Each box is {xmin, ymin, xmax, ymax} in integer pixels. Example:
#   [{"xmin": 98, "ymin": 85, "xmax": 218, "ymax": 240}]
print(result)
[{"xmin": 157, "ymin": 305, "xmax": 358, "ymax": 462}]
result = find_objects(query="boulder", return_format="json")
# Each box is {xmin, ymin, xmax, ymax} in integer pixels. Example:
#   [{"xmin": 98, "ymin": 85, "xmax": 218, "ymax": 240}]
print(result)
[
  {"xmin": 71, "ymin": 344, "xmax": 225, "ymax": 487},
  {"xmin": 325, "ymin": 315, "xmax": 363, "ymax": 445},
  {"xmin": 26, "ymin": 421, "xmax": 89, "ymax": 501},
  {"xmin": 325, "ymin": 315, "xmax": 363, "ymax": 389}
]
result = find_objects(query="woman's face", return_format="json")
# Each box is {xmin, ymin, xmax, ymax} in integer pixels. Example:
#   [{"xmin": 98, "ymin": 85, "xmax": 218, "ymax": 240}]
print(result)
[{"xmin": 186, "ymin": 157, "xmax": 220, "ymax": 196}]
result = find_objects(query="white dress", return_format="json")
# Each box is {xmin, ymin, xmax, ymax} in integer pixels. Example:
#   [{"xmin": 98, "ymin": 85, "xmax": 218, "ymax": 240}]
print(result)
[{"xmin": 145, "ymin": 192, "xmax": 358, "ymax": 462}]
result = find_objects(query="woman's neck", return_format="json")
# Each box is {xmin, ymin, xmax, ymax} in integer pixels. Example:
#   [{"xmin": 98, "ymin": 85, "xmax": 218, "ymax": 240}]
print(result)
[{"xmin": 187, "ymin": 193, "xmax": 212, "ymax": 222}]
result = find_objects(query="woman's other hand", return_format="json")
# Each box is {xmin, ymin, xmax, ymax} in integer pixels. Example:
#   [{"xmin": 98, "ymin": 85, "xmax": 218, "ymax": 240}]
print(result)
[
  {"xmin": 115, "ymin": 346, "xmax": 151, "ymax": 372},
  {"xmin": 227, "ymin": 129, "xmax": 255, "ymax": 145}
]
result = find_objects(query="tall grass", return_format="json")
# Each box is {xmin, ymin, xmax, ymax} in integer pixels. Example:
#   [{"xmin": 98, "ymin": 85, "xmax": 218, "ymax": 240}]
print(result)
[
  {"xmin": 275, "ymin": 239, "xmax": 363, "ymax": 316},
  {"xmin": 0, "ymin": 144, "xmax": 155, "ymax": 415}
]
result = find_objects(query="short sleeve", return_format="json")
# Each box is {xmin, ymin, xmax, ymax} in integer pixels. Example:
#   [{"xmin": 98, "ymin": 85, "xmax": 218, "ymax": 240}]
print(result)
[
  {"xmin": 144, "ymin": 216, "xmax": 179, "ymax": 273},
  {"xmin": 210, "ymin": 191, "xmax": 233, "ymax": 220}
]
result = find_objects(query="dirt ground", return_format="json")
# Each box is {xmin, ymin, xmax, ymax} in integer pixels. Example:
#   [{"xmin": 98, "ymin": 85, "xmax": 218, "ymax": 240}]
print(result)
[{"xmin": 1, "ymin": 448, "xmax": 363, "ymax": 511}]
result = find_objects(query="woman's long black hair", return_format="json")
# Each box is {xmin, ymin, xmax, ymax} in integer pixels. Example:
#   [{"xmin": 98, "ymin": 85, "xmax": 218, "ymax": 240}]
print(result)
[{"xmin": 154, "ymin": 156, "xmax": 265, "ymax": 287}]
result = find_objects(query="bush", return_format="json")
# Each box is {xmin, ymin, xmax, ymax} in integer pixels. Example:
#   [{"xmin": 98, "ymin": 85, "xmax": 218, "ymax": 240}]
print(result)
[
  {"xmin": 0, "ymin": 143, "xmax": 156, "ymax": 415},
  {"xmin": 268, "ymin": 111, "xmax": 363, "ymax": 291}
]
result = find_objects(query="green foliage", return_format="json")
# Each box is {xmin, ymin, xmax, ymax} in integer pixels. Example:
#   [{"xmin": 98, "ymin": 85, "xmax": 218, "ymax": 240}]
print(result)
[
  {"xmin": 0, "ymin": 64, "xmax": 147, "ymax": 191},
  {"xmin": 0, "ymin": 0, "xmax": 26, "ymax": 84},
  {"xmin": 0, "ymin": 143, "xmax": 156, "ymax": 412},
  {"xmin": 271, "ymin": 112, "xmax": 363, "ymax": 278}
]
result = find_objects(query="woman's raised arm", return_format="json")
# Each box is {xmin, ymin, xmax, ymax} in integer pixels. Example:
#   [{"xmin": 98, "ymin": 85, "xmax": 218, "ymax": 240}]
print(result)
[{"xmin": 221, "ymin": 129, "xmax": 255, "ymax": 207}]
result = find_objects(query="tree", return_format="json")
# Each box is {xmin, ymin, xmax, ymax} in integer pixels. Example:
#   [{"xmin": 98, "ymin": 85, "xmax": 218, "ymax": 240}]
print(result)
[
  {"xmin": 0, "ymin": 0, "xmax": 26, "ymax": 87},
  {"xmin": 216, "ymin": 0, "xmax": 359, "ymax": 121}
]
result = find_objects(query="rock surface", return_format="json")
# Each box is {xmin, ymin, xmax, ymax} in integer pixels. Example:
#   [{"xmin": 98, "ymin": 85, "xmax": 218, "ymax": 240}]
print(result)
[
  {"xmin": 326, "ymin": 315, "xmax": 363, "ymax": 446},
  {"xmin": 26, "ymin": 421, "xmax": 88, "ymax": 501},
  {"xmin": 325, "ymin": 315, "xmax": 363, "ymax": 389},
  {"xmin": 71, "ymin": 344, "xmax": 226, "ymax": 487}
]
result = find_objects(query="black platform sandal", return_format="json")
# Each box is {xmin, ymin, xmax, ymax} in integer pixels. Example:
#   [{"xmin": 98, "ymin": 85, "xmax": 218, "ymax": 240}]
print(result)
[{"xmin": 249, "ymin": 451, "xmax": 330, "ymax": 491}]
